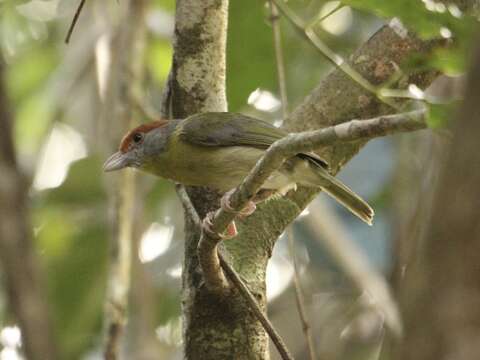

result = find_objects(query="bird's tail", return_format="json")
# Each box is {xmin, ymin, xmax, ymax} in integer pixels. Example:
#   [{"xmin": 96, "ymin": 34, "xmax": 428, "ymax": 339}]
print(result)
[{"xmin": 320, "ymin": 173, "xmax": 374, "ymax": 225}]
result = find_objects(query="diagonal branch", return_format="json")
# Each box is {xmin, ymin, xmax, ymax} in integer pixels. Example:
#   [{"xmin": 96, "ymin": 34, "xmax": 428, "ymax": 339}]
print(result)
[
  {"xmin": 288, "ymin": 228, "xmax": 318, "ymax": 360},
  {"xmin": 198, "ymin": 109, "xmax": 427, "ymax": 294},
  {"xmin": 219, "ymin": 255, "xmax": 294, "ymax": 360},
  {"xmin": 65, "ymin": 0, "xmax": 87, "ymax": 44}
]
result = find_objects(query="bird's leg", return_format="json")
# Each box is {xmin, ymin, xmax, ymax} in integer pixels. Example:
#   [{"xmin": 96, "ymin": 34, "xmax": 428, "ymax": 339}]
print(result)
[
  {"xmin": 202, "ymin": 211, "xmax": 238, "ymax": 239},
  {"xmin": 221, "ymin": 189, "xmax": 256, "ymax": 217}
]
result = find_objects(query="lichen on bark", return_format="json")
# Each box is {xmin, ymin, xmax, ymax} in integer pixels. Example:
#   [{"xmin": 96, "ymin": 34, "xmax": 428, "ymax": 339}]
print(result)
[
  {"xmin": 170, "ymin": 1, "xmax": 271, "ymax": 359},
  {"xmin": 171, "ymin": 0, "xmax": 228, "ymax": 118}
]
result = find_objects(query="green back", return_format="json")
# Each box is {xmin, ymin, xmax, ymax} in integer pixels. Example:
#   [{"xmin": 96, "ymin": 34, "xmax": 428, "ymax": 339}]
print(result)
[
  {"xmin": 178, "ymin": 112, "xmax": 329, "ymax": 169},
  {"xmin": 178, "ymin": 112, "xmax": 286, "ymax": 149}
]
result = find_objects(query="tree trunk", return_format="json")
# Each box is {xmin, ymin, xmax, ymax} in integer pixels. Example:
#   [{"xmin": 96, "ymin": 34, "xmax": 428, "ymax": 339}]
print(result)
[
  {"xmin": 170, "ymin": 1, "xmax": 272, "ymax": 358},
  {"xmin": 397, "ymin": 31, "xmax": 480, "ymax": 360},
  {"xmin": 0, "ymin": 60, "xmax": 58, "ymax": 360}
]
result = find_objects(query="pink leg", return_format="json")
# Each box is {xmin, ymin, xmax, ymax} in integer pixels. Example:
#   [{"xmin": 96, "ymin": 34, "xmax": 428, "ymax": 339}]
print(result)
[{"xmin": 202, "ymin": 211, "xmax": 238, "ymax": 239}]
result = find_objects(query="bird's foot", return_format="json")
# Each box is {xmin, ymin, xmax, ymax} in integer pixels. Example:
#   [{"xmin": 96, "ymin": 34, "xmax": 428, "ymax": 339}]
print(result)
[
  {"xmin": 202, "ymin": 211, "xmax": 238, "ymax": 240},
  {"xmin": 221, "ymin": 189, "xmax": 257, "ymax": 218}
]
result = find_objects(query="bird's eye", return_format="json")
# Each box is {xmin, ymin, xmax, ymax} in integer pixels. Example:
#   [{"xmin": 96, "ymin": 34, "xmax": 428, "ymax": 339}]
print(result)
[{"xmin": 132, "ymin": 132, "xmax": 144, "ymax": 144}]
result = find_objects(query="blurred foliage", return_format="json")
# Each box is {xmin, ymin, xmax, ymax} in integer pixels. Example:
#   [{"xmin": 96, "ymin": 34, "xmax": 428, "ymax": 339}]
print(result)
[
  {"xmin": 227, "ymin": 0, "xmax": 276, "ymax": 110},
  {"xmin": 343, "ymin": 0, "xmax": 476, "ymax": 76},
  {"xmin": 227, "ymin": 0, "xmax": 380, "ymax": 111},
  {"xmin": 31, "ymin": 156, "xmax": 109, "ymax": 358},
  {"xmin": 44, "ymin": 157, "xmax": 106, "ymax": 206},
  {"xmin": 147, "ymin": 39, "xmax": 172, "ymax": 86},
  {"xmin": 0, "ymin": 0, "xmax": 478, "ymax": 359},
  {"xmin": 342, "ymin": 0, "xmax": 473, "ymax": 39},
  {"xmin": 427, "ymin": 101, "xmax": 461, "ymax": 129}
]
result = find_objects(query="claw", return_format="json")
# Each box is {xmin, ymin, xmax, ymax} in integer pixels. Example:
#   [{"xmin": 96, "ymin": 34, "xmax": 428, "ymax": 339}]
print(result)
[
  {"xmin": 202, "ymin": 211, "xmax": 237, "ymax": 240},
  {"xmin": 220, "ymin": 189, "xmax": 237, "ymax": 213},
  {"xmin": 239, "ymin": 201, "xmax": 256, "ymax": 217},
  {"xmin": 221, "ymin": 189, "xmax": 257, "ymax": 218}
]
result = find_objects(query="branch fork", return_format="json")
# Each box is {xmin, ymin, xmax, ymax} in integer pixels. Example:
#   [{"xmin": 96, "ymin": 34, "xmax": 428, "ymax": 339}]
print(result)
[{"xmin": 197, "ymin": 109, "xmax": 427, "ymax": 295}]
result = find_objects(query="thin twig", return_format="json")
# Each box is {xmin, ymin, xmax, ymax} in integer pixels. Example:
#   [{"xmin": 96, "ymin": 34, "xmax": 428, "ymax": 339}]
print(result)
[
  {"xmin": 287, "ymin": 228, "xmax": 318, "ymax": 360},
  {"xmin": 65, "ymin": 0, "xmax": 87, "ymax": 44},
  {"xmin": 176, "ymin": 184, "xmax": 201, "ymax": 226},
  {"xmin": 269, "ymin": 4, "xmax": 315, "ymax": 357},
  {"xmin": 219, "ymin": 255, "xmax": 294, "ymax": 360},
  {"xmin": 269, "ymin": 0, "xmax": 288, "ymax": 116},
  {"xmin": 269, "ymin": 0, "xmax": 400, "ymax": 111},
  {"xmin": 176, "ymin": 184, "xmax": 294, "ymax": 360}
]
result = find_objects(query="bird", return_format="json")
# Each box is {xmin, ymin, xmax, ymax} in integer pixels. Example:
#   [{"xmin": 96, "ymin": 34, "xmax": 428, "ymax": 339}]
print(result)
[{"xmin": 104, "ymin": 112, "xmax": 374, "ymax": 235}]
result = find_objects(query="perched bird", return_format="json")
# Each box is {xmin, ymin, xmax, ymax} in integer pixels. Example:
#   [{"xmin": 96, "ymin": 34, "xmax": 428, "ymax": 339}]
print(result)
[{"xmin": 104, "ymin": 112, "xmax": 374, "ymax": 228}]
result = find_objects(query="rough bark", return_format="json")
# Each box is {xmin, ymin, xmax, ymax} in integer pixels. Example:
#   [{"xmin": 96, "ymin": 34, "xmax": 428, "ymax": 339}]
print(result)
[
  {"xmin": 396, "ymin": 31, "xmax": 480, "ymax": 360},
  {"xmin": 0, "ymin": 61, "xmax": 58, "ymax": 359},
  {"xmin": 170, "ymin": 1, "xmax": 274, "ymax": 359},
  {"xmin": 170, "ymin": 0, "xmax": 228, "ymax": 118},
  {"xmin": 169, "ymin": 1, "xmax": 477, "ymax": 359}
]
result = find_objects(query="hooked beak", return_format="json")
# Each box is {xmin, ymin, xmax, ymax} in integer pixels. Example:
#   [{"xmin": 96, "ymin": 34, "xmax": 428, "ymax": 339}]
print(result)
[{"xmin": 103, "ymin": 151, "xmax": 134, "ymax": 172}]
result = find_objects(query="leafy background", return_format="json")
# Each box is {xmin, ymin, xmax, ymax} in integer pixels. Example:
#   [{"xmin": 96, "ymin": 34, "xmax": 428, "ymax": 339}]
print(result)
[{"xmin": 0, "ymin": 0, "xmax": 474, "ymax": 359}]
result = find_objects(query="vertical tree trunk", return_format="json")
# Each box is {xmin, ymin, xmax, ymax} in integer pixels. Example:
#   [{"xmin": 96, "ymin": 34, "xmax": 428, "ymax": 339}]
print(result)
[
  {"xmin": 0, "ymin": 61, "xmax": 57, "ymax": 360},
  {"xmin": 397, "ymin": 32, "xmax": 480, "ymax": 360},
  {"xmin": 169, "ymin": 1, "xmax": 273, "ymax": 358}
]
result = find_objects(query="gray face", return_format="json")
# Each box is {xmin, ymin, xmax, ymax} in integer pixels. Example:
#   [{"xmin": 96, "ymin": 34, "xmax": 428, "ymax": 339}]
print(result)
[
  {"xmin": 141, "ymin": 121, "xmax": 177, "ymax": 158},
  {"xmin": 103, "ymin": 120, "xmax": 180, "ymax": 172}
]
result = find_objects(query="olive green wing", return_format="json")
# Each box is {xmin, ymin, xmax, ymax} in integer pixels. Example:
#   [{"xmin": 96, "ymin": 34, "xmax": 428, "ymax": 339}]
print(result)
[
  {"xmin": 179, "ymin": 112, "xmax": 329, "ymax": 169},
  {"xmin": 178, "ymin": 112, "xmax": 286, "ymax": 149}
]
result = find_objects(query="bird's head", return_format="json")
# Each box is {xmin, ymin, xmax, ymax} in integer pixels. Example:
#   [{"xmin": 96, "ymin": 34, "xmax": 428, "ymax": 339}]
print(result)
[{"xmin": 103, "ymin": 119, "xmax": 171, "ymax": 172}]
